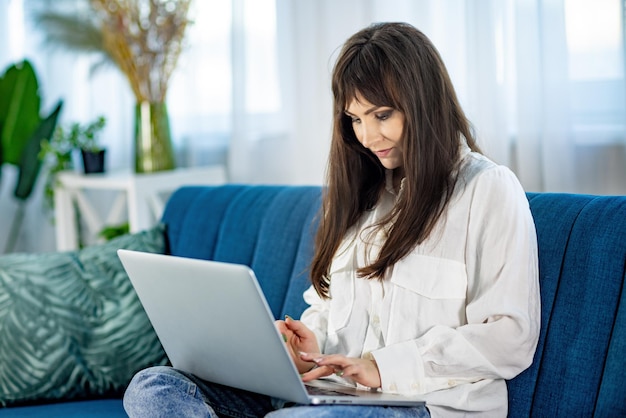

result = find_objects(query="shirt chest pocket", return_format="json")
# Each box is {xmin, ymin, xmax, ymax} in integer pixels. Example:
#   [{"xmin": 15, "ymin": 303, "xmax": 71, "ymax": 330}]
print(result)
[
  {"xmin": 385, "ymin": 255, "xmax": 468, "ymax": 340},
  {"xmin": 391, "ymin": 254, "xmax": 467, "ymax": 300}
]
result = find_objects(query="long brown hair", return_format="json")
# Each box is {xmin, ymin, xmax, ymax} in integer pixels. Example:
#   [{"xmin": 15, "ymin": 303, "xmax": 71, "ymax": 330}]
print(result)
[{"xmin": 310, "ymin": 22, "xmax": 481, "ymax": 298}]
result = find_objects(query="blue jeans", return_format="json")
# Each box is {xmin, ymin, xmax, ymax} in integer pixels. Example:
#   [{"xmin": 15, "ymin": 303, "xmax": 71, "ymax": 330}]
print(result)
[{"xmin": 124, "ymin": 366, "xmax": 430, "ymax": 418}]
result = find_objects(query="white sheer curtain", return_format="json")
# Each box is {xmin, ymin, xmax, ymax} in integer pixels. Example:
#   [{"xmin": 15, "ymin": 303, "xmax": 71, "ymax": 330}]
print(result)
[
  {"xmin": 513, "ymin": 0, "xmax": 577, "ymax": 192},
  {"xmin": 1, "ymin": 0, "xmax": 624, "ymax": 253},
  {"xmin": 276, "ymin": 0, "xmax": 626, "ymax": 193}
]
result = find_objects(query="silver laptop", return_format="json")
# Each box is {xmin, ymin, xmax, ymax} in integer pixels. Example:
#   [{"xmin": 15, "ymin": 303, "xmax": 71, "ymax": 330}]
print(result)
[{"xmin": 118, "ymin": 249, "xmax": 425, "ymax": 407}]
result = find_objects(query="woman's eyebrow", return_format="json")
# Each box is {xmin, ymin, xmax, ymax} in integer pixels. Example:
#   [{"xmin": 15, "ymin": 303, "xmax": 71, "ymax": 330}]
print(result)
[{"xmin": 344, "ymin": 106, "xmax": 383, "ymax": 116}]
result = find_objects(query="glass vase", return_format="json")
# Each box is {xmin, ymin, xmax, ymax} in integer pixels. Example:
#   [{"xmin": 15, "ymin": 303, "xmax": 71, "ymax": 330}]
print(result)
[{"xmin": 134, "ymin": 101, "xmax": 176, "ymax": 173}]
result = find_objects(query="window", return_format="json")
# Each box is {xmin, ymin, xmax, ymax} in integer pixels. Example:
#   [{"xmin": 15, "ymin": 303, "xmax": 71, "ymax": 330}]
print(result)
[
  {"xmin": 167, "ymin": 0, "xmax": 281, "ymax": 166},
  {"xmin": 564, "ymin": 0, "xmax": 625, "ymax": 144}
]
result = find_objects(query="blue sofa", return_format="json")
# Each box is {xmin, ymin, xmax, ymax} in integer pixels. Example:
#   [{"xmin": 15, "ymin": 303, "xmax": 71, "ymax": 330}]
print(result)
[{"xmin": 1, "ymin": 185, "xmax": 624, "ymax": 417}]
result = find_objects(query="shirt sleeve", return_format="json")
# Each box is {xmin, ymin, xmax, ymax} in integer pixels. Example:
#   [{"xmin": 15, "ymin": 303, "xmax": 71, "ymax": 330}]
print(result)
[
  {"xmin": 299, "ymin": 285, "xmax": 330, "ymax": 352},
  {"xmin": 372, "ymin": 166, "xmax": 541, "ymax": 395}
]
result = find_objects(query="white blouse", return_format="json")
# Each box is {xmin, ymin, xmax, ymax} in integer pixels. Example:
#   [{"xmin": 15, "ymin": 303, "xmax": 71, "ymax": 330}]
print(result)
[{"xmin": 300, "ymin": 147, "xmax": 541, "ymax": 417}]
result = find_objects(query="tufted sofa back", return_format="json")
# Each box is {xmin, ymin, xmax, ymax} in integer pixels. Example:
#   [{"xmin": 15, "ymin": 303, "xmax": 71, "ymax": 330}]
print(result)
[
  {"xmin": 161, "ymin": 185, "xmax": 626, "ymax": 417},
  {"xmin": 161, "ymin": 185, "xmax": 321, "ymax": 320},
  {"xmin": 508, "ymin": 193, "xmax": 626, "ymax": 417}
]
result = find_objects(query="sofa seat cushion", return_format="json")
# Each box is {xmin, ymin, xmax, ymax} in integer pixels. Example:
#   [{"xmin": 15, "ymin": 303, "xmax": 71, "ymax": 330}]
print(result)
[
  {"xmin": 0, "ymin": 399, "xmax": 126, "ymax": 417},
  {"xmin": 0, "ymin": 226, "xmax": 168, "ymax": 407}
]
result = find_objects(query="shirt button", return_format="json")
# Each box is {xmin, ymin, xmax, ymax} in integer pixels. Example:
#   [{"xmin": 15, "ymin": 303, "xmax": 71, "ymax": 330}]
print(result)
[
  {"xmin": 448, "ymin": 379, "xmax": 456, "ymax": 387},
  {"xmin": 372, "ymin": 315, "xmax": 380, "ymax": 324},
  {"xmin": 389, "ymin": 383, "xmax": 397, "ymax": 391},
  {"xmin": 410, "ymin": 383, "xmax": 419, "ymax": 391}
]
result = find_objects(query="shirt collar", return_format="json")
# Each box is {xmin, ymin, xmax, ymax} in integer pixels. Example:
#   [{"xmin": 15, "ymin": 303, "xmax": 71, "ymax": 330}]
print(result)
[{"xmin": 384, "ymin": 170, "xmax": 405, "ymax": 197}]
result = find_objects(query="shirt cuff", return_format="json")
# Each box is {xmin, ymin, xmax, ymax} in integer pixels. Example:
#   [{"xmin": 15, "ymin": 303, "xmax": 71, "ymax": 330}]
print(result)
[{"xmin": 371, "ymin": 341, "xmax": 426, "ymax": 394}]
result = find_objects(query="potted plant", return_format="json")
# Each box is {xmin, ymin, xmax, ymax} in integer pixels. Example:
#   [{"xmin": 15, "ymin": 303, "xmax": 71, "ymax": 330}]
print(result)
[
  {"xmin": 39, "ymin": 116, "xmax": 107, "ymax": 208},
  {"xmin": 74, "ymin": 116, "xmax": 107, "ymax": 174},
  {"xmin": 0, "ymin": 59, "xmax": 63, "ymax": 252}
]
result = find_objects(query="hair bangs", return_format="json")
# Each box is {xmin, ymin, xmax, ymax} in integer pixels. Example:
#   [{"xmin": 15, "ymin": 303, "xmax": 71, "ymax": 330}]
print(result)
[{"xmin": 335, "ymin": 44, "xmax": 401, "ymax": 112}]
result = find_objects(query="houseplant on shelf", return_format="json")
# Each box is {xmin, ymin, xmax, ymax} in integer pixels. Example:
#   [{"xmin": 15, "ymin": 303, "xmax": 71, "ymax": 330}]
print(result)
[
  {"xmin": 34, "ymin": 0, "xmax": 192, "ymax": 173},
  {"xmin": 40, "ymin": 115, "xmax": 131, "ymax": 244},
  {"xmin": 39, "ymin": 116, "xmax": 107, "ymax": 209}
]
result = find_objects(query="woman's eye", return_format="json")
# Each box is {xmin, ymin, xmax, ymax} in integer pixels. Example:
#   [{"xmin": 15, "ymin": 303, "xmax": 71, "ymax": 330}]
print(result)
[
  {"xmin": 351, "ymin": 117, "xmax": 361, "ymax": 124},
  {"xmin": 376, "ymin": 111, "xmax": 391, "ymax": 121}
]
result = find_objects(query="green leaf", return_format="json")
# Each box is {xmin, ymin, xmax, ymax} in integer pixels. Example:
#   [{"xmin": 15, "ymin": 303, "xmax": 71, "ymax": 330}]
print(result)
[
  {"xmin": 98, "ymin": 222, "xmax": 130, "ymax": 241},
  {"xmin": 0, "ymin": 60, "xmax": 42, "ymax": 165},
  {"xmin": 14, "ymin": 101, "xmax": 64, "ymax": 201},
  {"xmin": 33, "ymin": 11, "xmax": 105, "ymax": 55},
  {"xmin": 0, "ymin": 120, "xmax": 3, "ymax": 183}
]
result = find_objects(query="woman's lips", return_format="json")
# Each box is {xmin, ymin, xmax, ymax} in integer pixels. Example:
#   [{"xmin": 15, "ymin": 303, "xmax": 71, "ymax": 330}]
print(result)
[{"xmin": 374, "ymin": 148, "xmax": 392, "ymax": 158}]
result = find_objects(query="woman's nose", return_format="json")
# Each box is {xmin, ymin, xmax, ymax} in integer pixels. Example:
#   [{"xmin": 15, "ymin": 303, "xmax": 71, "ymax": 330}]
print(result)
[{"xmin": 359, "ymin": 122, "xmax": 379, "ymax": 148}]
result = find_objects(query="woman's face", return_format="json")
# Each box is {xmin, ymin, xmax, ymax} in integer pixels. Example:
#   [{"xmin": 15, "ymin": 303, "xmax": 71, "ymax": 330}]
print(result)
[{"xmin": 345, "ymin": 93, "xmax": 405, "ymax": 171}]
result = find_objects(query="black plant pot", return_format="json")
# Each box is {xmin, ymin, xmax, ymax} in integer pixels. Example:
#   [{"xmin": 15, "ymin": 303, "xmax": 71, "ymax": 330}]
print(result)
[{"xmin": 81, "ymin": 149, "xmax": 106, "ymax": 174}]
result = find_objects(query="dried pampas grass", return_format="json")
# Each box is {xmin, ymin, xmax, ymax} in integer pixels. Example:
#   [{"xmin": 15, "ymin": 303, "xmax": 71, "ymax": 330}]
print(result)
[{"xmin": 35, "ymin": 0, "xmax": 192, "ymax": 103}]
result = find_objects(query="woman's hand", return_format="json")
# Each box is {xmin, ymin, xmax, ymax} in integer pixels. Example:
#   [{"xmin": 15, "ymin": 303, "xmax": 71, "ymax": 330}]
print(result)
[
  {"xmin": 299, "ymin": 352, "xmax": 382, "ymax": 389},
  {"xmin": 275, "ymin": 316, "xmax": 320, "ymax": 374}
]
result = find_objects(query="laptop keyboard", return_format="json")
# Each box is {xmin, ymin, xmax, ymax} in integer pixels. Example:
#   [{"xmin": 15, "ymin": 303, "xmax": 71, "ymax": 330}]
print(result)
[{"xmin": 306, "ymin": 385, "xmax": 358, "ymax": 397}]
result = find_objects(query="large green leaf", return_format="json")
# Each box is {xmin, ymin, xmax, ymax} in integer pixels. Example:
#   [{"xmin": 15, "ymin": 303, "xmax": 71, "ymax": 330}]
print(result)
[
  {"xmin": 14, "ymin": 100, "xmax": 64, "ymax": 201},
  {"xmin": 0, "ymin": 120, "xmax": 3, "ymax": 175},
  {"xmin": 0, "ymin": 60, "xmax": 42, "ymax": 165}
]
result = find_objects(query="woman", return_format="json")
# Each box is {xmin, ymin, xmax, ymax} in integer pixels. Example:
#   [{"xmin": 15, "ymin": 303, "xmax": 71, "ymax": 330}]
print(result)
[{"xmin": 124, "ymin": 22, "xmax": 540, "ymax": 418}]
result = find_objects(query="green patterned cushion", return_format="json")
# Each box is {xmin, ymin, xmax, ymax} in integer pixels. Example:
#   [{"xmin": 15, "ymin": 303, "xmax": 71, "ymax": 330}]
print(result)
[{"xmin": 0, "ymin": 225, "xmax": 169, "ymax": 406}]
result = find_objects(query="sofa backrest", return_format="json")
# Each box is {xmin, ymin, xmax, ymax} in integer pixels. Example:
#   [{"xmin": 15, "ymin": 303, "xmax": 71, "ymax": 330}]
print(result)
[
  {"xmin": 509, "ymin": 193, "xmax": 626, "ymax": 417},
  {"xmin": 161, "ymin": 185, "xmax": 626, "ymax": 417},
  {"xmin": 161, "ymin": 185, "xmax": 321, "ymax": 319}
]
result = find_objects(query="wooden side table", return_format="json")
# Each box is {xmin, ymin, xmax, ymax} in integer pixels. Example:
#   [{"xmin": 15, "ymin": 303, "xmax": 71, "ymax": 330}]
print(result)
[{"xmin": 54, "ymin": 165, "xmax": 227, "ymax": 250}]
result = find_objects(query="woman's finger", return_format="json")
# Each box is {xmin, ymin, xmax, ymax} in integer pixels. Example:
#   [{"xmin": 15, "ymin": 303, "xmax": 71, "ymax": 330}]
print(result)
[
  {"xmin": 312, "ymin": 353, "xmax": 351, "ymax": 370},
  {"xmin": 300, "ymin": 364, "xmax": 335, "ymax": 381}
]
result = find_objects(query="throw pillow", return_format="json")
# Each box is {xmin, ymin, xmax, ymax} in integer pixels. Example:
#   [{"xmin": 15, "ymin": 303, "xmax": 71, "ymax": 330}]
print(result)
[{"xmin": 0, "ymin": 224, "xmax": 169, "ymax": 407}]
